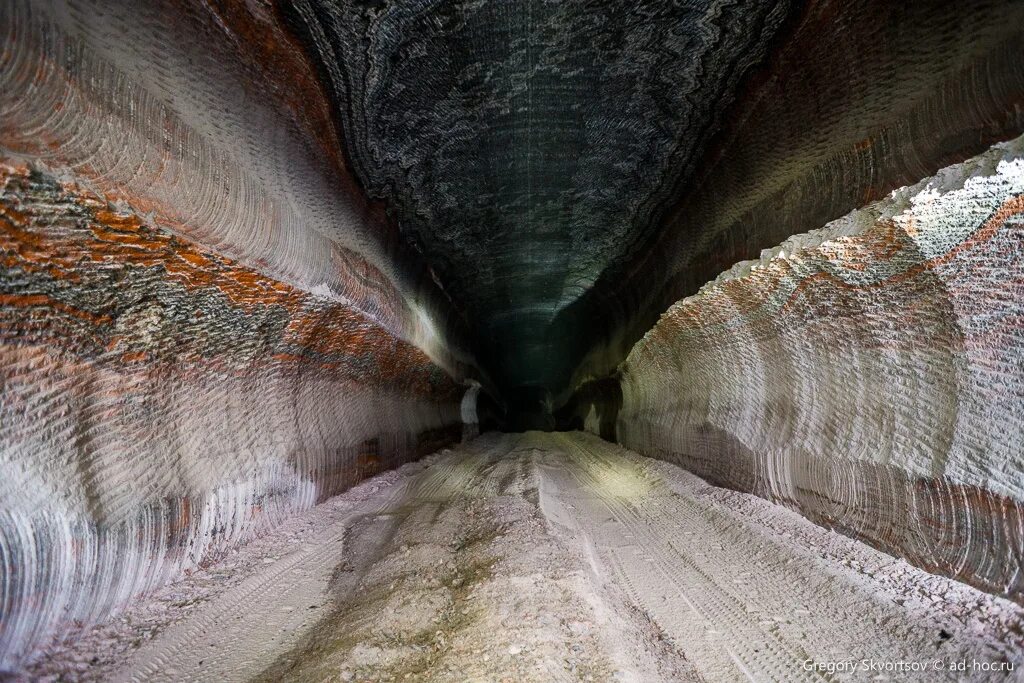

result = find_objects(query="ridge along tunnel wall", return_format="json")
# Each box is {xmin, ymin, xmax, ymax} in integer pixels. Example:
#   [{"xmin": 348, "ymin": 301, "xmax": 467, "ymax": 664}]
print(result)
[
  {"xmin": 0, "ymin": 164, "xmax": 469, "ymax": 667},
  {"xmin": 0, "ymin": 0, "xmax": 478, "ymax": 666},
  {"xmin": 602, "ymin": 136, "xmax": 1024, "ymax": 605}
]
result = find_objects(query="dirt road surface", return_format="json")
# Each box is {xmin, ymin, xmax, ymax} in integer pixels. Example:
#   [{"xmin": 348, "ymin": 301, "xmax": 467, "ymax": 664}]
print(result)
[{"xmin": 29, "ymin": 432, "xmax": 1024, "ymax": 682}]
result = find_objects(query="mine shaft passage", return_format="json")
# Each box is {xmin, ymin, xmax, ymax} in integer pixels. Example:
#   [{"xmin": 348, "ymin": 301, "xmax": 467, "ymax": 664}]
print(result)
[{"xmin": 2, "ymin": 0, "xmax": 1024, "ymax": 681}]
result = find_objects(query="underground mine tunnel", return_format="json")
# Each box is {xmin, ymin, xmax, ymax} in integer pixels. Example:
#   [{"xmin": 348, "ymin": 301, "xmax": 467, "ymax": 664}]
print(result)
[{"xmin": 2, "ymin": 0, "xmax": 1024, "ymax": 680}]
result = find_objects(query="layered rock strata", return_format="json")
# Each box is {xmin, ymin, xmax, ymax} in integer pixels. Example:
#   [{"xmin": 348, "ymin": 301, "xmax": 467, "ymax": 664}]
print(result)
[
  {"xmin": 609, "ymin": 136, "xmax": 1024, "ymax": 603},
  {"xmin": 280, "ymin": 0, "xmax": 794, "ymax": 392},
  {"xmin": 565, "ymin": 0, "xmax": 1024, "ymax": 402},
  {"xmin": 0, "ymin": 165, "xmax": 467, "ymax": 666},
  {"xmin": 0, "ymin": 0, "xmax": 472, "ymax": 368},
  {"xmin": 0, "ymin": 0, "xmax": 475, "ymax": 666}
]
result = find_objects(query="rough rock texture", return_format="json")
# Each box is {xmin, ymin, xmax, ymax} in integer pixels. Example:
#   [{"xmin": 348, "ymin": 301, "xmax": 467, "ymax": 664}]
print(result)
[
  {"xmin": 282, "ymin": 0, "xmax": 794, "ymax": 393},
  {"xmin": 31, "ymin": 434, "xmax": 1024, "ymax": 682},
  {"xmin": 609, "ymin": 136, "xmax": 1024, "ymax": 603},
  {"xmin": 2, "ymin": 0, "xmax": 1024, "ymax": 675},
  {"xmin": 564, "ymin": 0, "xmax": 1024, "ymax": 400},
  {"xmin": 0, "ymin": 164, "xmax": 466, "ymax": 667},
  {"xmin": 0, "ymin": 0, "xmax": 474, "ymax": 368},
  {"xmin": 0, "ymin": 0, "xmax": 477, "ymax": 667},
  {"xmin": 270, "ymin": 0, "xmax": 1024, "ymax": 401}
]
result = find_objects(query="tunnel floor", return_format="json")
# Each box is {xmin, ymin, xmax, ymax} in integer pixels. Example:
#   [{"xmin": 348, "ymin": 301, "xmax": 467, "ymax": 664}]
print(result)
[{"xmin": 33, "ymin": 433, "xmax": 1023, "ymax": 682}]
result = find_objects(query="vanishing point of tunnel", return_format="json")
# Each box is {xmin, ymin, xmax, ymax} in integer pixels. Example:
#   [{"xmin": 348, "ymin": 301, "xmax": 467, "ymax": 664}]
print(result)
[{"xmin": 2, "ymin": 1, "xmax": 1024, "ymax": 681}]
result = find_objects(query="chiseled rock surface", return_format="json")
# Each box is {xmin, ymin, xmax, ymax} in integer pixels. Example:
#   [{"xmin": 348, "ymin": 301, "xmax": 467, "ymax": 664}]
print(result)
[
  {"xmin": 0, "ymin": 0, "xmax": 472, "ymax": 370},
  {"xmin": 565, "ymin": 0, "xmax": 1024, "ymax": 400},
  {"xmin": 0, "ymin": 162, "xmax": 466, "ymax": 663},
  {"xmin": 0, "ymin": 159, "xmax": 463, "ymax": 667},
  {"xmin": 612, "ymin": 136, "xmax": 1024, "ymax": 603},
  {"xmin": 2, "ymin": 0, "xmax": 1024, "ymax": 675},
  {"xmin": 0, "ymin": 0, "xmax": 479, "ymax": 667},
  {"xmin": 281, "ymin": 0, "xmax": 793, "ymax": 390}
]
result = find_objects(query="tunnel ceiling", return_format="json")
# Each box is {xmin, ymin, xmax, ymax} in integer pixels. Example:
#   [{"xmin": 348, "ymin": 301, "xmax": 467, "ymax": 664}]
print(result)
[
  {"xmin": 282, "ymin": 0, "xmax": 793, "ymax": 393},
  {"xmin": 276, "ymin": 0, "xmax": 1024, "ymax": 406}
]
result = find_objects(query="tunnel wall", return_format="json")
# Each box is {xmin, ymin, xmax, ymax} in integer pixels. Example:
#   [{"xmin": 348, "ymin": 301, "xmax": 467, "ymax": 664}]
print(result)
[
  {"xmin": 0, "ymin": 164, "xmax": 466, "ymax": 666},
  {"xmin": 554, "ymin": 377, "xmax": 621, "ymax": 442},
  {"xmin": 0, "ymin": 0, "xmax": 475, "ymax": 371},
  {"xmin": 560, "ymin": 0, "xmax": 1024, "ymax": 403},
  {"xmin": 0, "ymin": 0, "xmax": 475, "ymax": 667},
  {"xmin": 608, "ymin": 137, "xmax": 1024, "ymax": 603}
]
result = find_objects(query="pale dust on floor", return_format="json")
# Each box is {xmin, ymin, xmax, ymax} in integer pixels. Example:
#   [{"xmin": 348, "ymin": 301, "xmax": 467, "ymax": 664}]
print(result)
[{"xmin": 27, "ymin": 432, "xmax": 1024, "ymax": 682}]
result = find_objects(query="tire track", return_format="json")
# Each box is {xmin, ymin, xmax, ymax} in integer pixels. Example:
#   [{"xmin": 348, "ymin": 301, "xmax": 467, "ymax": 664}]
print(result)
[
  {"xmin": 540, "ymin": 432, "xmax": 1021, "ymax": 682},
  {"xmin": 112, "ymin": 454, "xmax": 449, "ymax": 682},
  {"xmin": 547, "ymin": 433, "xmax": 826, "ymax": 681},
  {"xmin": 72, "ymin": 432, "xmax": 1022, "ymax": 682}
]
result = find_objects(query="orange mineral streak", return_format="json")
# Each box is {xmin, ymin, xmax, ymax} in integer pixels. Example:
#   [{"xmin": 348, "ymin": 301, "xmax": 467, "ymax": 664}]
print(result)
[
  {"xmin": 677, "ymin": 195, "xmax": 1024, "ymax": 331},
  {"xmin": 189, "ymin": 0, "xmax": 361, "ymax": 208},
  {"xmin": 0, "ymin": 164, "xmax": 448, "ymax": 388},
  {"xmin": 777, "ymin": 195, "xmax": 1024, "ymax": 316},
  {"xmin": 0, "ymin": 293, "xmax": 113, "ymax": 326},
  {"xmin": 0, "ymin": 194, "xmax": 83, "ymax": 284},
  {"xmin": 2, "ymin": 34, "xmax": 407, "ymax": 331}
]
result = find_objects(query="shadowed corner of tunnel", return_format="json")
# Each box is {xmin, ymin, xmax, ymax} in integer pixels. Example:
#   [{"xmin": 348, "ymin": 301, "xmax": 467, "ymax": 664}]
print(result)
[
  {"xmin": 466, "ymin": 375, "xmax": 623, "ymax": 439},
  {"xmin": 462, "ymin": 377, "xmax": 568, "ymax": 438},
  {"xmin": 551, "ymin": 376, "xmax": 623, "ymax": 442}
]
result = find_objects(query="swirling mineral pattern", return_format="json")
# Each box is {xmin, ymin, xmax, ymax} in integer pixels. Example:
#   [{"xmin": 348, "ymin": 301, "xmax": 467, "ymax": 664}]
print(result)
[
  {"xmin": 0, "ymin": 164, "xmax": 466, "ymax": 665},
  {"xmin": 0, "ymin": 0, "xmax": 472, "ymax": 665},
  {"xmin": 2, "ymin": 0, "xmax": 1024, "ymax": 677},
  {"xmin": 614, "ymin": 136, "xmax": 1024, "ymax": 602}
]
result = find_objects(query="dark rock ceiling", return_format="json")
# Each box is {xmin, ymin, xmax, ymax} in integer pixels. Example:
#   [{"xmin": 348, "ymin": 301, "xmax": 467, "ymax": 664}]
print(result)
[{"xmin": 279, "ymin": 0, "xmax": 1024, "ymax": 408}]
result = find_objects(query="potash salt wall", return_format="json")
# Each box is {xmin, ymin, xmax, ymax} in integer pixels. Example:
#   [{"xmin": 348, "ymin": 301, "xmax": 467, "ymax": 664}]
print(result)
[
  {"xmin": 612, "ymin": 136, "xmax": 1024, "ymax": 604},
  {"xmin": 0, "ymin": 164, "xmax": 466, "ymax": 665},
  {"xmin": 0, "ymin": 0, "xmax": 472, "ymax": 667}
]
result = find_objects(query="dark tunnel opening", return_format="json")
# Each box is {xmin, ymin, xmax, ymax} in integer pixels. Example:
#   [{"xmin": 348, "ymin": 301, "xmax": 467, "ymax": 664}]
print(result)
[{"xmin": 501, "ymin": 386, "xmax": 554, "ymax": 433}]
